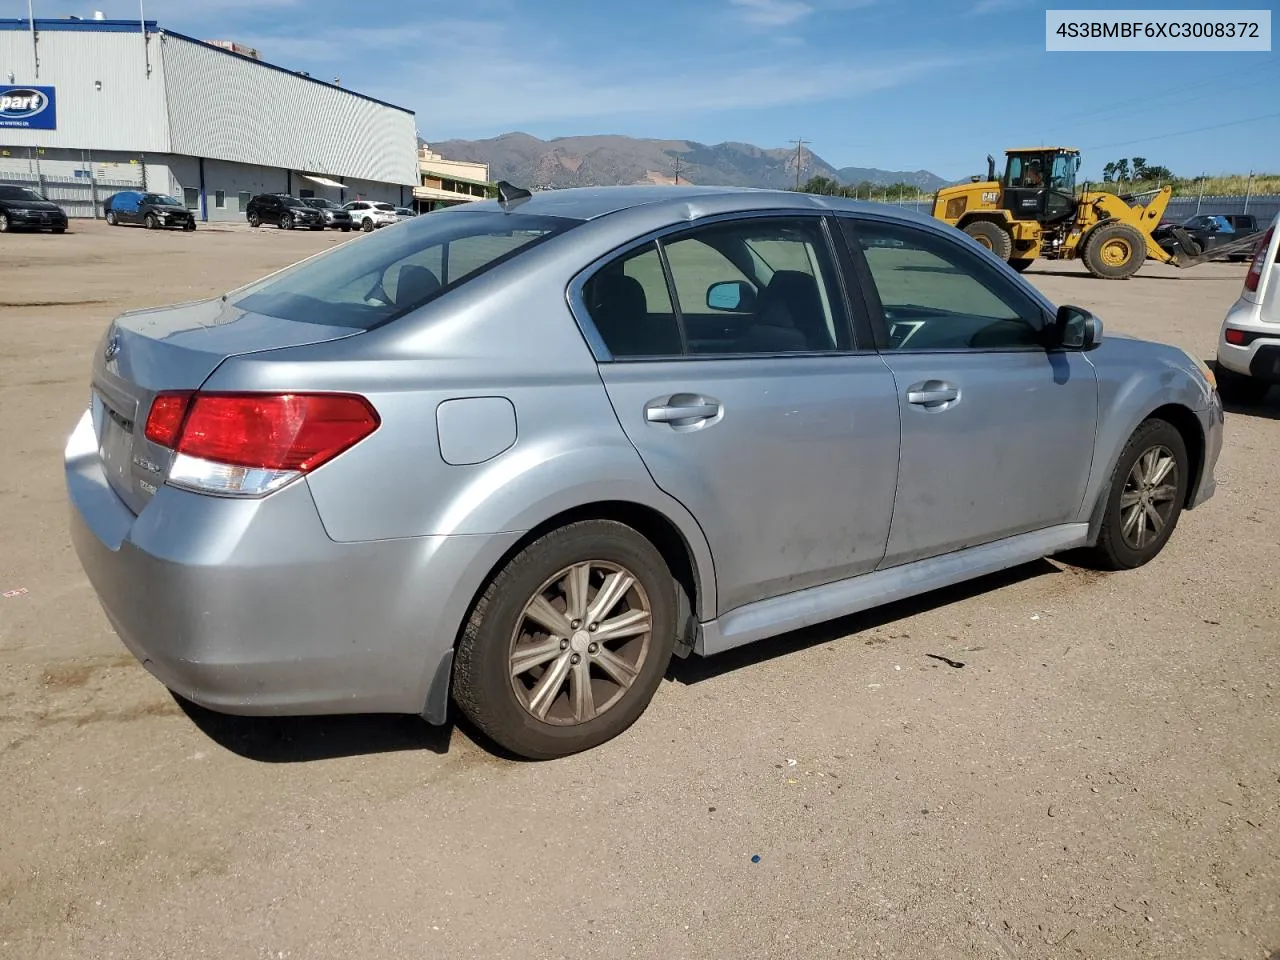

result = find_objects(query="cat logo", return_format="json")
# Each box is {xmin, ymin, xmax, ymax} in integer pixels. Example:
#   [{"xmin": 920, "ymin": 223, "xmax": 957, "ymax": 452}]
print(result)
[{"xmin": 981, "ymin": 191, "xmax": 1000, "ymax": 204}]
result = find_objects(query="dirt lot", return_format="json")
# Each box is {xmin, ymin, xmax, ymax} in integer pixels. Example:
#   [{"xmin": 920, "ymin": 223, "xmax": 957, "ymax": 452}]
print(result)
[{"xmin": 2, "ymin": 220, "xmax": 1277, "ymax": 960}]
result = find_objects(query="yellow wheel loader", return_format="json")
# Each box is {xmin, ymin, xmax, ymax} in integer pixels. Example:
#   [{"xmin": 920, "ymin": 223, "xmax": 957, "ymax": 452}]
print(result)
[{"xmin": 930, "ymin": 148, "xmax": 1256, "ymax": 279}]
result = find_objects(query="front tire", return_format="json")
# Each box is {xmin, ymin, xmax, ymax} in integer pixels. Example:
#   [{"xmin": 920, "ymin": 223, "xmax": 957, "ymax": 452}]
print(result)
[
  {"xmin": 105, "ymin": 210, "xmax": 118, "ymax": 226},
  {"xmin": 280, "ymin": 214, "xmax": 294, "ymax": 230},
  {"xmin": 963, "ymin": 220, "xmax": 1013, "ymax": 261},
  {"xmin": 1215, "ymin": 363, "xmax": 1271, "ymax": 405},
  {"xmin": 145, "ymin": 213, "xmax": 158, "ymax": 230},
  {"xmin": 1082, "ymin": 222, "xmax": 1147, "ymax": 279},
  {"xmin": 453, "ymin": 520, "xmax": 678, "ymax": 759},
  {"xmin": 1083, "ymin": 419, "xmax": 1188, "ymax": 570},
  {"xmin": 0, "ymin": 212, "xmax": 9, "ymax": 233}
]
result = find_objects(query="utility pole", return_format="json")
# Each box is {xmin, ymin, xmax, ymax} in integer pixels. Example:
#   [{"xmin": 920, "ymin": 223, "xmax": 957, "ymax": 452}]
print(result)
[
  {"xmin": 790, "ymin": 138, "xmax": 808, "ymax": 191},
  {"xmin": 672, "ymin": 153, "xmax": 682, "ymax": 185},
  {"xmin": 1244, "ymin": 169, "xmax": 1254, "ymax": 213}
]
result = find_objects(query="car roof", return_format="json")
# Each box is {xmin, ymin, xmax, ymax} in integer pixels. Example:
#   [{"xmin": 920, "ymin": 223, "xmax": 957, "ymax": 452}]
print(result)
[{"xmin": 454, "ymin": 184, "xmax": 936, "ymax": 225}]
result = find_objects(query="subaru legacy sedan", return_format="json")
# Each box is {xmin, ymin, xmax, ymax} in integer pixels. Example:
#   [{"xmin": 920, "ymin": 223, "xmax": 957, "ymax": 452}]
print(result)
[{"xmin": 66, "ymin": 186, "xmax": 1222, "ymax": 759}]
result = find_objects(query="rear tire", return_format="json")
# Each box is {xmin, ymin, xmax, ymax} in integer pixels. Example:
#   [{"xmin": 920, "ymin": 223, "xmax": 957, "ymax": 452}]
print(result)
[
  {"xmin": 1082, "ymin": 222, "xmax": 1147, "ymax": 279},
  {"xmin": 362, "ymin": 218, "xmax": 374, "ymax": 232},
  {"xmin": 1215, "ymin": 364, "xmax": 1271, "ymax": 405},
  {"xmin": 248, "ymin": 213, "xmax": 261, "ymax": 228},
  {"xmin": 453, "ymin": 520, "xmax": 677, "ymax": 760},
  {"xmin": 0, "ymin": 213, "xmax": 9, "ymax": 233},
  {"xmin": 52, "ymin": 227, "xmax": 65, "ymax": 234},
  {"xmin": 1008, "ymin": 257, "xmax": 1035, "ymax": 273},
  {"xmin": 341, "ymin": 226, "xmax": 351, "ymax": 232},
  {"xmin": 1081, "ymin": 419, "xmax": 1188, "ymax": 571},
  {"xmin": 963, "ymin": 220, "xmax": 1013, "ymax": 261}
]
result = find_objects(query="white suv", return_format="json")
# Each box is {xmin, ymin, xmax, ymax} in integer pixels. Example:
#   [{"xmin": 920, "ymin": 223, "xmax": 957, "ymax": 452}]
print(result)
[
  {"xmin": 343, "ymin": 200, "xmax": 399, "ymax": 232},
  {"xmin": 1216, "ymin": 214, "xmax": 1280, "ymax": 405}
]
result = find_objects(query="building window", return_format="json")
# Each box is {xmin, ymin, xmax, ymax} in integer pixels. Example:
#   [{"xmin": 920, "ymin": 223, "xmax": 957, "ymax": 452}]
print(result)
[
  {"xmin": 299, "ymin": 188, "xmax": 314, "ymax": 199},
  {"xmin": 214, "ymin": 190, "xmax": 226, "ymax": 209},
  {"xmin": 238, "ymin": 191, "xmax": 251, "ymax": 211},
  {"xmin": 183, "ymin": 187, "xmax": 199, "ymax": 210}
]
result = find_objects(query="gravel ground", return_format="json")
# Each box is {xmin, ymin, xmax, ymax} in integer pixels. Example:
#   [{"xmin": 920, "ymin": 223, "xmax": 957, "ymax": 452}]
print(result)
[{"xmin": 1, "ymin": 220, "xmax": 1277, "ymax": 960}]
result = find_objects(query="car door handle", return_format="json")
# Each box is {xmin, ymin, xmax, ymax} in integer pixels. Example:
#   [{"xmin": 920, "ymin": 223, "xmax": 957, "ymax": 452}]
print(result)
[
  {"xmin": 645, "ymin": 397, "xmax": 722, "ymax": 423},
  {"xmin": 906, "ymin": 381, "xmax": 960, "ymax": 406}
]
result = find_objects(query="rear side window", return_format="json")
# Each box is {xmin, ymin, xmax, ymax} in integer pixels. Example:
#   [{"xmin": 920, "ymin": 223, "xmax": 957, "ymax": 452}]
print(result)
[
  {"xmin": 583, "ymin": 216, "xmax": 851, "ymax": 359},
  {"xmin": 231, "ymin": 211, "xmax": 580, "ymax": 329}
]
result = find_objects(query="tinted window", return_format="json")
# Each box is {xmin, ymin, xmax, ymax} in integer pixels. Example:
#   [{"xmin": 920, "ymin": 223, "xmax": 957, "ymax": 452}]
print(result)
[
  {"xmin": 661, "ymin": 218, "xmax": 850, "ymax": 355},
  {"xmin": 851, "ymin": 219, "xmax": 1044, "ymax": 351},
  {"xmin": 145, "ymin": 194, "xmax": 183, "ymax": 206},
  {"xmin": 0, "ymin": 185, "xmax": 44, "ymax": 202},
  {"xmin": 582, "ymin": 243, "xmax": 681, "ymax": 358},
  {"xmin": 281, "ymin": 196, "xmax": 306, "ymax": 208},
  {"xmin": 374, "ymin": 203, "xmax": 395, "ymax": 211},
  {"xmin": 183, "ymin": 188, "xmax": 199, "ymax": 210},
  {"xmin": 231, "ymin": 211, "xmax": 578, "ymax": 329}
]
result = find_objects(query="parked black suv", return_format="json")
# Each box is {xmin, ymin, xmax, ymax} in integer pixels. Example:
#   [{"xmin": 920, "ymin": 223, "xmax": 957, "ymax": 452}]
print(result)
[
  {"xmin": 0, "ymin": 184, "xmax": 69, "ymax": 233},
  {"xmin": 245, "ymin": 194, "xmax": 325, "ymax": 230},
  {"xmin": 301, "ymin": 197, "xmax": 353, "ymax": 231}
]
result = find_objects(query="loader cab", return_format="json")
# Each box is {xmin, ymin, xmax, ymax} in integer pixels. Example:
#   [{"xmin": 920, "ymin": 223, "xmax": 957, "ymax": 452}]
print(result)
[{"xmin": 1002, "ymin": 148, "xmax": 1080, "ymax": 225}]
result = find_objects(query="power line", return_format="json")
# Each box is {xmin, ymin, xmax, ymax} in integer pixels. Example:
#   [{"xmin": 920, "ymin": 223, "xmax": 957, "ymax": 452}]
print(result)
[{"xmin": 1085, "ymin": 110, "xmax": 1280, "ymax": 151}]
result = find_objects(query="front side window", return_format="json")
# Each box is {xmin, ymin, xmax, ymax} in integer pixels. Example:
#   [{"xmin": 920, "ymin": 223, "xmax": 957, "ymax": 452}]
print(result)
[
  {"xmin": 231, "ymin": 211, "xmax": 579, "ymax": 329},
  {"xmin": 850, "ymin": 219, "xmax": 1045, "ymax": 351},
  {"xmin": 583, "ymin": 217, "xmax": 851, "ymax": 359},
  {"xmin": 0, "ymin": 185, "xmax": 44, "ymax": 202}
]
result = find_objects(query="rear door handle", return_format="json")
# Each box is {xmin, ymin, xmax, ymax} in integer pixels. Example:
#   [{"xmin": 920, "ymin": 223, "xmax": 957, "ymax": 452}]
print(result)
[
  {"xmin": 906, "ymin": 381, "xmax": 960, "ymax": 407},
  {"xmin": 645, "ymin": 396, "xmax": 722, "ymax": 424}
]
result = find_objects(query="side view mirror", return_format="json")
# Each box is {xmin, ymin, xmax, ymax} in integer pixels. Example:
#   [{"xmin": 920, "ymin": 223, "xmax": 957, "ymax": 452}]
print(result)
[
  {"xmin": 706, "ymin": 280, "xmax": 756, "ymax": 312},
  {"xmin": 1049, "ymin": 304, "xmax": 1103, "ymax": 350}
]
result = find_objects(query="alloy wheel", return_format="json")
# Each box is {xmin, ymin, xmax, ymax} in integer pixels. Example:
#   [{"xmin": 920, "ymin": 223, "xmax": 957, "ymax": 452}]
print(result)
[
  {"xmin": 508, "ymin": 560, "xmax": 653, "ymax": 726},
  {"xmin": 1120, "ymin": 444, "xmax": 1179, "ymax": 550}
]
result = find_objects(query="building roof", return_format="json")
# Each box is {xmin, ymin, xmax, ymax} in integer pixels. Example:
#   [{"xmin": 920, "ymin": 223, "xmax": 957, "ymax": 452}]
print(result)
[{"xmin": 0, "ymin": 18, "xmax": 414, "ymax": 116}]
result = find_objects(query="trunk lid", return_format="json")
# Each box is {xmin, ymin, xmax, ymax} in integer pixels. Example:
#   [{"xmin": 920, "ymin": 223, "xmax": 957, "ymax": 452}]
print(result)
[{"xmin": 90, "ymin": 297, "xmax": 359, "ymax": 514}]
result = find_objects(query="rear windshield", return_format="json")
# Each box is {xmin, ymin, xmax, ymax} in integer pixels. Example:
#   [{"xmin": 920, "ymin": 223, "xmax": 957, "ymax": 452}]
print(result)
[
  {"xmin": 230, "ymin": 210, "xmax": 579, "ymax": 329},
  {"xmin": 374, "ymin": 202, "xmax": 395, "ymax": 211}
]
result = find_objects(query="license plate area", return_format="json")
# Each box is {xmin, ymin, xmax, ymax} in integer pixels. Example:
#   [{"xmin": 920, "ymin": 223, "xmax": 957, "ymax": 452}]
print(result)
[{"xmin": 99, "ymin": 404, "xmax": 135, "ymax": 494}]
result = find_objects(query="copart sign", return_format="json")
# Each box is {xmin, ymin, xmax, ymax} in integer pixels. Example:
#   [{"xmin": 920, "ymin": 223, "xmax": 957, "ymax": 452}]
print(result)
[{"xmin": 0, "ymin": 86, "xmax": 57, "ymax": 130}]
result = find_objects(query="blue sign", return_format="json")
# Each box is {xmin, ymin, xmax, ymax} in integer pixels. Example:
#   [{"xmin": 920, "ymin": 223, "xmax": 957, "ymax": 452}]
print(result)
[{"xmin": 0, "ymin": 86, "xmax": 56, "ymax": 130}]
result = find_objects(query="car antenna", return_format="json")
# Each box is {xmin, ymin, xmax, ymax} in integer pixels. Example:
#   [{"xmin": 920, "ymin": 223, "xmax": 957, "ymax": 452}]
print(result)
[{"xmin": 495, "ymin": 180, "xmax": 532, "ymax": 211}]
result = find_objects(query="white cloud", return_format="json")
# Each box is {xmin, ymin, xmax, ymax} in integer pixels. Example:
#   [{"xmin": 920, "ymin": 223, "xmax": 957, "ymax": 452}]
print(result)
[{"xmin": 729, "ymin": 0, "xmax": 814, "ymax": 27}]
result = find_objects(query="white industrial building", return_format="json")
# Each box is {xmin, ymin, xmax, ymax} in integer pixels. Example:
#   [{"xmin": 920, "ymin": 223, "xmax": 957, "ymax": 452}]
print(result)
[{"xmin": 0, "ymin": 16, "xmax": 419, "ymax": 221}]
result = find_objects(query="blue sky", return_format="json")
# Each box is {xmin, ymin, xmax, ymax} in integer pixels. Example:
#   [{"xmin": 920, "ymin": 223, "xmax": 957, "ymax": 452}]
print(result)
[{"xmin": 7, "ymin": 0, "xmax": 1279, "ymax": 179}]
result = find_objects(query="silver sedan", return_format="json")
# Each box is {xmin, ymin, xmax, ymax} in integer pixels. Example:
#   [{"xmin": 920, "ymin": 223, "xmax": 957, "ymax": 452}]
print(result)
[{"xmin": 65, "ymin": 186, "xmax": 1223, "ymax": 759}]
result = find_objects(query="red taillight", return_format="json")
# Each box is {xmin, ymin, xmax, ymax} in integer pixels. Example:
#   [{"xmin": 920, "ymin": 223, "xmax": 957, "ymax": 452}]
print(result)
[
  {"xmin": 1244, "ymin": 226, "xmax": 1275, "ymax": 293},
  {"xmin": 147, "ymin": 392, "xmax": 379, "ymax": 472},
  {"xmin": 1224, "ymin": 328, "xmax": 1248, "ymax": 346},
  {"xmin": 144, "ymin": 391, "xmax": 193, "ymax": 446}
]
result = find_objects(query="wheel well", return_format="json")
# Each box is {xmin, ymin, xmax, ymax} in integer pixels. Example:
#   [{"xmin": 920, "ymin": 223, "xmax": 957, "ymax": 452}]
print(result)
[
  {"xmin": 1147, "ymin": 404, "xmax": 1205, "ymax": 508},
  {"xmin": 957, "ymin": 213, "xmax": 1011, "ymax": 232},
  {"xmin": 456, "ymin": 501, "xmax": 703, "ymax": 647}
]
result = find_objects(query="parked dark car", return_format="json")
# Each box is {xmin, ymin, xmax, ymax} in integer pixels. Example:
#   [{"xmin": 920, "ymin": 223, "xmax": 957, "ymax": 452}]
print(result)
[
  {"xmin": 0, "ymin": 184, "xmax": 68, "ymax": 233},
  {"xmin": 1155, "ymin": 213, "xmax": 1261, "ymax": 261},
  {"xmin": 245, "ymin": 194, "xmax": 325, "ymax": 230},
  {"xmin": 104, "ymin": 191, "xmax": 196, "ymax": 231},
  {"xmin": 301, "ymin": 197, "xmax": 353, "ymax": 231}
]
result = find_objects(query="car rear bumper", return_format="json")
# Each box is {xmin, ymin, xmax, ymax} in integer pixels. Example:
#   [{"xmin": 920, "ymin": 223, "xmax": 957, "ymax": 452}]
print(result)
[
  {"xmin": 1216, "ymin": 297, "xmax": 1280, "ymax": 379},
  {"xmin": 65, "ymin": 410, "xmax": 519, "ymax": 720}
]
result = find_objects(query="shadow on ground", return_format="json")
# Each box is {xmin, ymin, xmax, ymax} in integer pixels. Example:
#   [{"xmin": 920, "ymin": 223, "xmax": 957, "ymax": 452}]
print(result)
[
  {"xmin": 176, "ymin": 558, "xmax": 1065, "ymax": 761},
  {"xmin": 668, "ymin": 558, "xmax": 1060, "ymax": 685},
  {"xmin": 175, "ymin": 697, "xmax": 453, "ymax": 762}
]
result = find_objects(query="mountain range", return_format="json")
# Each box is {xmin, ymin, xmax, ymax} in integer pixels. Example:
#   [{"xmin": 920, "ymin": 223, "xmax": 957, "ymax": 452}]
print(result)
[{"xmin": 430, "ymin": 133, "xmax": 948, "ymax": 192}]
